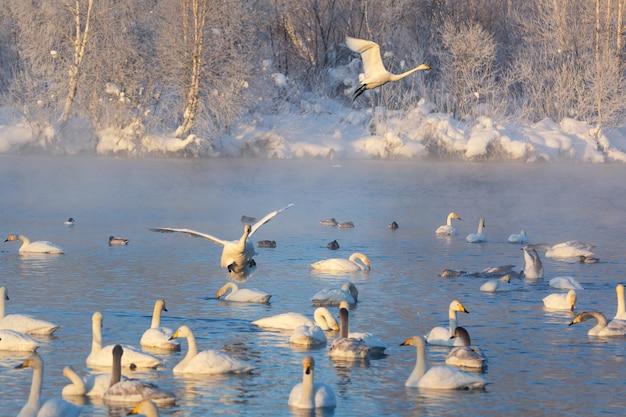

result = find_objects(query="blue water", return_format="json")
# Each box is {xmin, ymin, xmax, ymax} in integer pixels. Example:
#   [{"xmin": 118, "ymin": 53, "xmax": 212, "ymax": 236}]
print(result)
[{"xmin": 1, "ymin": 155, "xmax": 626, "ymax": 416}]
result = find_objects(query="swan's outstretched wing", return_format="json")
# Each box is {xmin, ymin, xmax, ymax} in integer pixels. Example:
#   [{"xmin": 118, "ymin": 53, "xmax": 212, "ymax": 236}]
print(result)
[
  {"xmin": 249, "ymin": 203, "xmax": 294, "ymax": 237},
  {"xmin": 149, "ymin": 227, "xmax": 228, "ymax": 247},
  {"xmin": 345, "ymin": 36, "xmax": 387, "ymax": 76}
]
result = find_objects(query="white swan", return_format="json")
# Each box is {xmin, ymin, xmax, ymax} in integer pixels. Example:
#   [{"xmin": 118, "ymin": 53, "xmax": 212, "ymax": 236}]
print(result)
[
  {"xmin": 311, "ymin": 282, "xmax": 358, "ymax": 306},
  {"xmin": 108, "ymin": 236, "xmax": 129, "ymax": 246},
  {"xmin": 252, "ymin": 307, "xmax": 339, "ymax": 331},
  {"xmin": 569, "ymin": 311, "xmax": 626, "ymax": 336},
  {"xmin": 507, "ymin": 229, "xmax": 528, "ymax": 244},
  {"xmin": 466, "ymin": 218, "xmax": 487, "ymax": 243},
  {"xmin": 310, "ymin": 252, "xmax": 371, "ymax": 272},
  {"xmin": 543, "ymin": 290, "xmax": 577, "ymax": 311},
  {"xmin": 140, "ymin": 299, "xmax": 180, "ymax": 351},
  {"xmin": 87, "ymin": 312, "xmax": 162, "ymax": 369},
  {"xmin": 151, "ymin": 203, "xmax": 294, "ymax": 279},
  {"xmin": 400, "ymin": 335, "xmax": 487, "ymax": 389},
  {"xmin": 290, "ymin": 325, "xmax": 327, "ymax": 347},
  {"xmin": 522, "ymin": 245, "xmax": 543, "ymax": 279},
  {"xmin": 102, "ymin": 345, "xmax": 176, "ymax": 406},
  {"xmin": 216, "ymin": 282, "xmax": 271, "ymax": 303},
  {"xmin": 4, "ymin": 234, "xmax": 64, "ymax": 254},
  {"xmin": 479, "ymin": 274, "xmax": 512, "ymax": 292},
  {"xmin": 130, "ymin": 400, "xmax": 161, "ymax": 417},
  {"xmin": 169, "ymin": 325, "xmax": 254, "ymax": 374},
  {"xmin": 61, "ymin": 365, "xmax": 116, "ymax": 397},
  {"xmin": 435, "ymin": 212, "xmax": 461, "ymax": 235},
  {"xmin": 16, "ymin": 352, "xmax": 83, "ymax": 417},
  {"xmin": 549, "ymin": 276, "xmax": 583, "ymax": 290},
  {"xmin": 345, "ymin": 36, "xmax": 430, "ymax": 100},
  {"xmin": 288, "ymin": 355, "xmax": 336, "ymax": 409},
  {"xmin": 533, "ymin": 241, "xmax": 596, "ymax": 259},
  {"xmin": 337, "ymin": 300, "xmax": 386, "ymax": 356},
  {"xmin": 614, "ymin": 284, "xmax": 626, "ymax": 320},
  {"xmin": 0, "ymin": 286, "xmax": 60, "ymax": 335},
  {"xmin": 425, "ymin": 300, "xmax": 470, "ymax": 346},
  {"xmin": 0, "ymin": 329, "xmax": 39, "ymax": 351},
  {"xmin": 328, "ymin": 306, "xmax": 370, "ymax": 359},
  {"xmin": 445, "ymin": 327, "xmax": 487, "ymax": 370}
]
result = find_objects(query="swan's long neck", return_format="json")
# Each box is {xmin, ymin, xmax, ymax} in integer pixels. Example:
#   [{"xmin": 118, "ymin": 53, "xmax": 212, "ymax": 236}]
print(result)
[
  {"xmin": 110, "ymin": 347, "xmax": 122, "ymax": 387},
  {"xmin": 237, "ymin": 226, "xmax": 251, "ymax": 252},
  {"xmin": 63, "ymin": 366, "xmax": 86, "ymax": 395},
  {"xmin": 448, "ymin": 309, "xmax": 458, "ymax": 337},
  {"xmin": 151, "ymin": 301, "xmax": 164, "ymax": 328},
  {"xmin": 477, "ymin": 219, "xmax": 484, "ymax": 234},
  {"xmin": 313, "ymin": 308, "xmax": 336, "ymax": 331},
  {"xmin": 446, "ymin": 213, "xmax": 454, "ymax": 226},
  {"xmin": 181, "ymin": 330, "xmax": 198, "ymax": 368},
  {"xmin": 27, "ymin": 360, "xmax": 43, "ymax": 411},
  {"xmin": 617, "ymin": 285, "xmax": 625, "ymax": 317},
  {"xmin": 91, "ymin": 315, "xmax": 103, "ymax": 356},
  {"xmin": 0, "ymin": 287, "xmax": 6, "ymax": 319},
  {"xmin": 389, "ymin": 65, "xmax": 430, "ymax": 82},
  {"xmin": 301, "ymin": 363, "xmax": 315, "ymax": 408},
  {"xmin": 349, "ymin": 253, "xmax": 369, "ymax": 271},
  {"xmin": 409, "ymin": 336, "xmax": 426, "ymax": 382},
  {"xmin": 339, "ymin": 308, "xmax": 349, "ymax": 338}
]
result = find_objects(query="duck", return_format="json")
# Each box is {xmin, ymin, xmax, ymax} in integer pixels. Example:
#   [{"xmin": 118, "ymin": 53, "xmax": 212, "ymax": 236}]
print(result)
[
  {"xmin": 169, "ymin": 325, "xmax": 254, "ymax": 374},
  {"xmin": 61, "ymin": 365, "xmax": 117, "ymax": 397},
  {"xmin": 0, "ymin": 329, "xmax": 39, "ymax": 351},
  {"xmin": 522, "ymin": 245, "xmax": 543, "ymax": 279},
  {"xmin": 388, "ymin": 221, "xmax": 399, "ymax": 229},
  {"xmin": 102, "ymin": 345, "xmax": 176, "ymax": 406},
  {"xmin": 507, "ymin": 229, "xmax": 528, "ymax": 244},
  {"xmin": 140, "ymin": 299, "xmax": 180, "ymax": 351},
  {"xmin": 328, "ymin": 305, "xmax": 370, "ymax": 359},
  {"xmin": 289, "ymin": 325, "xmax": 327, "ymax": 347},
  {"xmin": 569, "ymin": 311, "xmax": 626, "ymax": 336},
  {"xmin": 543, "ymin": 290, "xmax": 577, "ymax": 311},
  {"xmin": 108, "ymin": 236, "xmax": 129, "ymax": 246},
  {"xmin": 320, "ymin": 218, "xmax": 338, "ymax": 226},
  {"xmin": 311, "ymin": 282, "xmax": 358, "ymax": 306},
  {"xmin": 87, "ymin": 312, "xmax": 162, "ymax": 369},
  {"xmin": 549, "ymin": 276, "xmax": 584, "ymax": 290},
  {"xmin": 4, "ymin": 234, "xmax": 64, "ymax": 254},
  {"xmin": 400, "ymin": 335, "xmax": 487, "ymax": 389},
  {"xmin": 288, "ymin": 355, "xmax": 336, "ymax": 409},
  {"xmin": 16, "ymin": 352, "xmax": 83, "ymax": 417},
  {"xmin": 0, "ymin": 286, "xmax": 60, "ymax": 335},
  {"xmin": 241, "ymin": 215, "xmax": 256, "ymax": 223},
  {"xmin": 445, "ymin": 327, "xmax": 487, "ymax": 370},
  {"xmin": 465, "ymin": 218, "xmax": 487, "ymax": 243},
  {"xmin": 579, "ymin": 254, "xmax": 599, "ymax": 263},
  {"xmin": 435, "ymin": 212, "xmax": 461, "ymax": 235},
  {"xmin": 425, "ymin": 300, "xmax": 470, "ymax": 346},
  {"xmin": 64, "ymin": 218, "xmax": 75, "ymax": 226},
  {"xmin": 151, "ymin": 203, "xmax": 294, "ymax": 279},
  {"xmin": 441, "ymin": 265, "xmax": 518, "ymax": 279},
  {"xmin": 310, "ymin": 252, "xmax": 371, "ymax": 272},
  {"xmin": 532, "ymin": 241, "xmax": 596, "ymax": 259},
  {"xmin": 614, "ymin": 284, "xmax": 626, "ymax": 320},
  {"xmin": 327, "ymin": 240, "xmax": 340, "ymax": 250},
  {"xmin": 345, "ymin": 36, "xmax": 430, "ymax": 100},
  {"xmin": 479, "ymin": 274, "xmax": 513, "ymax": 292},
  {"xmin": 256, "ymin": 240, "xmax": 276, "ymax": 248},
  {"xmin": 252, "ymin": 307, "xmax": 339, "ymax": 331},
  {"xmin": 216, "ymin": 282, "xmax": 271, "ymax": 303},
  {"xmin": 130, "ymin": 400, "xmax": 161, "ymax": 417},
  {"xmin": 338, "ymin": 221, "xmax": 354, "ymax": 228}
]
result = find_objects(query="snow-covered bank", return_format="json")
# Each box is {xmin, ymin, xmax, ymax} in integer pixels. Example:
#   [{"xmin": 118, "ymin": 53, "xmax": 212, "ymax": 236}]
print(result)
[{"xmin": 2, "ymin": 96, "xmax": 626, "ymax": 162}]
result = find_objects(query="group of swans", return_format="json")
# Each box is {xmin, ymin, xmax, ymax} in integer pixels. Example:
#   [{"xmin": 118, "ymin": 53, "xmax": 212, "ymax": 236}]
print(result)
[
  {"xmin": 4, "ymin": 234, "xmax": 64, "ymax": 254},
  {"xmin": 425, "ymin": 300, "xmax": 470, "ymax": 346},
  {"xmin": 566, "ymin": 284, "xmax": 626, "ymax": 336}
]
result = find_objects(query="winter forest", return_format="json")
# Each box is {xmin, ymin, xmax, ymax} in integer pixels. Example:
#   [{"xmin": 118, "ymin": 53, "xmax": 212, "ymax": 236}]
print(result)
[{"xmin": 1, "ymin": 0, "xmax": 626, "ymax": 160}]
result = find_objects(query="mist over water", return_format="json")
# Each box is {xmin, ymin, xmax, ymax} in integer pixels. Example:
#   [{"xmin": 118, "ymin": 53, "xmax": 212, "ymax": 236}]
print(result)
[{"xmin": 1, "ymin": 155, "xmax": 625, "ymax": 416}]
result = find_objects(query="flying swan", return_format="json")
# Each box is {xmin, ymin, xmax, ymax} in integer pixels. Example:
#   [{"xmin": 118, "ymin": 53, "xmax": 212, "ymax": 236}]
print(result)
[
  {"xmin": 288, "ymin": 355, "xmax": 336, "ymax": 409},
  {"xmin": 140, "ymin": 299, "xmax": 180, "ymax": 351},
  {"xmin": 425, "ymin": 300, "xmax": 470, "ymax": 346},
  {"xmin": 4, "ymin": 234, "xmax": 64, "ymax": 254},
  {"xmin": 151, "ymin": 203, "xmax": 294, "ymax": 279},
  {"xmin": 436, "ymin": 212, "xmax": 461, "ymax": 235},
  {"xmin": 0, "ymin": 286, "xmax": 60, "ymax": 335},
  {"xmin": 252, "ymin": 307, "xmax": 339, "ymax": 331},
  {"xmin": 310, "ymin": 252, "xmax": 371, "ymax": 272},
  {"xmin": 216, "ymin": 282, "xmax": 272, "ymax": 304},
  {"xmin": 345, "ymin": 36, "xmax": 430, "ymax": 100}
]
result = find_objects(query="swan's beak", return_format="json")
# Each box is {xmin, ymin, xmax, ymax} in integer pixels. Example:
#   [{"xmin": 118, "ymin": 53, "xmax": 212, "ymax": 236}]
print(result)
[
  {"xmin": 305, "ymin": 363, "xmax": 311, "ymax": 375},
  {"xmin": 169, "ymin": 330, "xmax": 180, "ymax": 340},
  {"xmin": 399, "ymin": 338, "xmax": 411, "ymax": 346},
  {"xmin": 15, "ymin": 358, "xmax": 31, "ymax": 369}
]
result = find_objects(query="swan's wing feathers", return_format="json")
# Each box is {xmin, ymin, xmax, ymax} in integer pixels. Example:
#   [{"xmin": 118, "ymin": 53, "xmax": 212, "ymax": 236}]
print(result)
[
  {"xmin": 249, "ymin": 203, "xmax": 294, "ymax": 237},
  {"xmin": 345, "ymin": 36, "xmax": 387, "ymax": 76},
  {"xmin": 150, "ymin": 227, "xmax": 227, "ymax": 246}
]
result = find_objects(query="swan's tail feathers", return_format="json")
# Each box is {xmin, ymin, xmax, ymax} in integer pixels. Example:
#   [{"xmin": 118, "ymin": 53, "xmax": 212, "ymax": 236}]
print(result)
[{"xmin": 353, "ymin": 84, "xmax": 368, "ymax": 100}]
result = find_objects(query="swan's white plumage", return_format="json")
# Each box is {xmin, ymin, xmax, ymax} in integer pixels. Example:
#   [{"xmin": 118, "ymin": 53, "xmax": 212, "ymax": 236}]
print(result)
[
  {"xmin": 569, "ymin": 311, "xmax": 626, "ymax": 336},
  {"xmin": 311, "ymin": 282, "xmax": 358, "ymax": 306},
  {"xmin": 16, "ymin": 353, "xmax": 83, "ymax": 417},
  {"xmin": 290, "ymin": 325, "xmax": 327, "ymax": 347},
  {"xmin": 614, "ymin": 284, "xmax": 626, "ymax": 320},
  {"xmin": 522, "ymin": 245, "xmax": 543, "ymax": 279},
  {"xmin": 543, "ymin": 290, "xmax": 577, "ymax": 311},
  {"xmin": 436, "ymin": 212, "xmax": 461, "ymax": 235},
  {"xmin": 479, "ymin": 274, "xmax": 512, "ymax": 292},
  {"xmin": 328, "ymin": 305, "xmax": 370, "ymax": 359},
  {"xmin": 0, "ymin": 329, "xmax": 39, "ymax": 351},
  {"xmin": 252, "ymin": 307, "xmax": 339, "ymax": 331},
  {"xmin": 170, "ymin": 325, "xmax": 253, "ymax": 374},
  {"xmin": 535, "ymin": 241, "xmax": 596, "ymax": 259},
  {"xmin": 466, "ymin": 218, "xmax": 487, "ymax": 243},
  {"xmin": 425, "ymin": 300, "xmax": 469, "ymax": 346},
  {"xmin": 216, "ymin": 282, "xmax": 271, "ymax": 303},
  {"xmin": 310, "ymin": 252, "xmax": 370, "ymax": 272},
  {"xmin": 140, "ymin": 299, "xmax": 180, "ymax": 351},
  {"xmin": 87, "ymin": 312, "xmax": 162, "ymax": 369},
  {"xmin": 401, "ymin": 335, "xmax": 487, "ymax": 389},
  {"xmin": 549, "ymin": 276, "xmax": 584, "ymax": 290},
  {"xmin": 337, "ymin": 300, "xmax": 386, "ymax": 356},
  {"xmin": 151, "ymin": 203, "xmax": 294, "ymax": 279},
  {"xmin": 61, "ymin": 366, "xmax": 116, "ymax": 397},
  {"xmin": 507, "ymin": 229, "xmax": 528, "ymax": 244},
  {"xmin": 445, "ymin": 327, "xmax": 487, "ymax": 369},
  {"xmin": 288, "ymin": 355, "xmax": 336, "ymax": 409},
  {"xmin": 5, "ymin": 234, "xmax": 64, "ymax": 254},
  {"xmin": 130, "ymin": 400, "xmax": 161, "ymax": 417},
  {"xmin": 0, "ymin": 287, "xmax": 59, "ymax": 335}
]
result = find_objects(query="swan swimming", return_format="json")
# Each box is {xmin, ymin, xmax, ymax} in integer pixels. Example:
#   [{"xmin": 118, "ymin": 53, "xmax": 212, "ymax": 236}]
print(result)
[
  {"xmin": 140, "ymin": 299, "xmax": 180, "ymax": 351},
  {"xmin": 337, "ymin": 300, "xmax": 386, "ymax": 356},
  {"xmin": 130, "ymin": 400, "xmax": 161, "ymax": 417},
  {"xmin": 569, "ymin": 311, "xmax": 626, "ymax": 336},
  {"xmin": 310, "ymin": 252, "xmax": 371, "ymax": 272},
  {"xmin": 16, "ymin": 352, "xmax": 83, "ymax": 417},
  {"xmin": 614, "ymin": 284, "xmax": 626, "ymax": 320},
  {"xmin": 445, "ymin": 327, "xmax": 487, "ymax": 370},
  {"xmin": 436, "ymin": 212, "xmax": 461, "ymax": 235},
  {"xmin": 108, "ymin": 236, "xmax": 129, "ymax": 246},
  {"xmin": 328, "ymin": 305, "xmax": 370, "ymax": 359},
  {"xmin": 466, "ymin": 218, "xmax": 487, "ymax": 243},
  {"xmin": 507, "ymin": 229, "xmax": 528, "ymax": 244},
  {"xmin": 549, "ymin": 276, "xmax": 584, "ymax": 291},
  {"xmin": 290, "ymin": 324, "xmax": 328, "ymax": 347},
  {"xmin": 62, "ymin": 365, "xmax": 118, "ymax": 397},
  {"xmin": 0, "ymin": 286, "xmax": 60, "ymax": 335},
  {"xmin": 532, "ymin": 241, "xmax": 596, "ymax": 259},
  {"xmin": 151, "ymin": 203, "xmax": 294, "ymax": 279},
  {"xmin": 543, "ymin": 290, "xmax": 577, "ymax": 311},
  {"xmin": 425, "ymin": 300, "xmax": 470, "ymax": 346},
  {"xmin": 0, "ymin": 329, "xmax": 39, "ymax": 352},
  {"xmin": 288, "ymin": 355, "xmax": 336, "ymax": 409},
  {"xmin": 4, "ymin": 234, "xmax": 64, "ymax": 254},
  {"xmin": 311, "ymin": 282, "xmax": 358, "ymax": 306},
  {"xmin": 522, "ymin": 245, "xmax": 543, "ymax": 279},
  {"xmin": 345, "ymin": 36, "xmax": 431, "ymax": 100},
  {"xmin": 216, "ymin": 282, "xmax": 272, "ymax": 303},
  {"xmin": 400, "ymin": 335, "xmax": 487, "ymax": 389},
  {"xmin": 252, "ymin": 307, "xmax": 339, "ymax": 331},
  {"xmin": 479, "ymin": 274, "xmax": 513, "ymax": 292},
  {"xmin": 169, "ymin": 325, "xmax": 254, "ymax": 374}
]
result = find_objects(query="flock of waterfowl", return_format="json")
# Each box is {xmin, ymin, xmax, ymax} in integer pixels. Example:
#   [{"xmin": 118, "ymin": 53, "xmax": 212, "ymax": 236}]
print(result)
[{"xmin": 2, "ymin": 205, "xmax": 625, "ymax": 416}]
